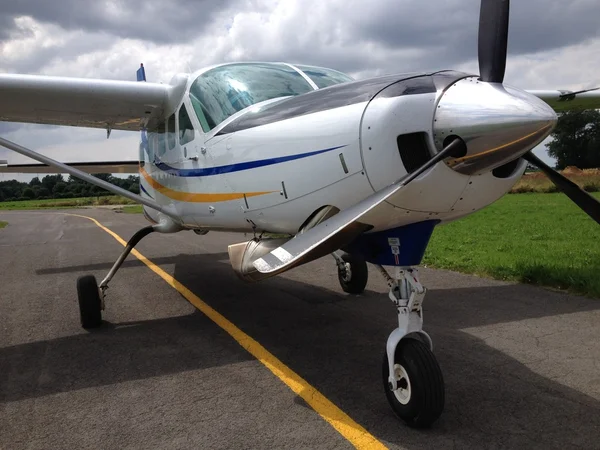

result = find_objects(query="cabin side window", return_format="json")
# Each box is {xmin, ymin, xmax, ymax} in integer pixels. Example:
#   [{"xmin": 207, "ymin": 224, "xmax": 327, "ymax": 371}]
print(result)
[
  {"xmin": 295, "ymin": 65, "xmax": 354, "ymax": 89},
  {"xmin": 178, "ymin": 104, "xmax": 196, "ymax": 145},
  {"xmin": 147, "ymin": 121, "xmax": 166, "ymax": 161},
  {"xmin": 166, "ymin": 114, "xmax": 176, "ymax": 150}
]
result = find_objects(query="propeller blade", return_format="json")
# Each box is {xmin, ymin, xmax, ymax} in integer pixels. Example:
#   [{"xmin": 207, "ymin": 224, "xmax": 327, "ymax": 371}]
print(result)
[
  {"xmin": 478, "ymin": 0, "xmax": 510, "ymax": 83},
  {"xmin": 523, "ymin": 152, "xmax": 600, "ymax": 225}
]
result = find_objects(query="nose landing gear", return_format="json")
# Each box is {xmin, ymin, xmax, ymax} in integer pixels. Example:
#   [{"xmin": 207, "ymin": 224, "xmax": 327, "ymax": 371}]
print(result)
[{"xmin": 378, "ymin": 266, "xmax": 445, "ymax": 428}]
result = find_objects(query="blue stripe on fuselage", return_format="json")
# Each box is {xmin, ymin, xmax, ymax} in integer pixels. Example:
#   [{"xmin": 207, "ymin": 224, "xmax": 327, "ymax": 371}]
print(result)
[
  {"xmin": 153, "ymin": 145, "xmax": 346, "ymax": 177},
  {"xmin": 140, "ymin": 183, "xmax": 154, "ymax": 199}
]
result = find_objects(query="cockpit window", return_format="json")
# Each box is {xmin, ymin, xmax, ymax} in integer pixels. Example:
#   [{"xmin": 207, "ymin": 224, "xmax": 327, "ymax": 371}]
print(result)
[
  {"xmin": 189, "ymin": 63, "xmax": 314, "ymax": 131},
  {"xmin": 295, "ymin": 65, "xmax": 354, "ymax": 89}
]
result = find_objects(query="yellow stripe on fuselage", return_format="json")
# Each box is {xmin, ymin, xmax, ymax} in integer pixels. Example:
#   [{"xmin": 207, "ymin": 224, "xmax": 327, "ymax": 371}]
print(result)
[{"xmin": 140, "ymin": 166, "xmax": 274, "ymax": 203}]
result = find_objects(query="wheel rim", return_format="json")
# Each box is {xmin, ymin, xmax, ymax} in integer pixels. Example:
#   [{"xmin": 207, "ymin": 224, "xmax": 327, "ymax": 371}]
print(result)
[
  {"xmin": 342, "ymin": 262, "xmax": 352, "ymax": 282},
  {"xmin": 392, "ymin": 364, "xmax": 412, "ymax": 405}
]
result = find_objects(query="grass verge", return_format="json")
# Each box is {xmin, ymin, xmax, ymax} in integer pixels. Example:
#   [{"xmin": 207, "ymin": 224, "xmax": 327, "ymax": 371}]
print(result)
[
  {"xmin": 512, "ymin": 168, "xmax": 600, "ymax": 193},
  {"xmin": 423, "ymin": 192, "xmax": 600, "ymax": 298},
  {"xmin": 0, "ymin": 221, "xmax": 7, "ymax": 229},
  {"xmin": 0, "ymin": 196, "xmax": 137, "ymax": 210},
  {"xmin": 123, "ymin": 205, "xmax": 143, "ymax": 214}
]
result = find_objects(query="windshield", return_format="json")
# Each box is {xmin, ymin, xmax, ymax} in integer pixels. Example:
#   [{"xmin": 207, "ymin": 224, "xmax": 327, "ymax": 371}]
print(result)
[
  {"xmin": 295, "ymin": 65, "xmax": 354, "ymax": 88},
  {"xmin": 189, "ymin": 63, "xmax": 314, "ymax": 131}
]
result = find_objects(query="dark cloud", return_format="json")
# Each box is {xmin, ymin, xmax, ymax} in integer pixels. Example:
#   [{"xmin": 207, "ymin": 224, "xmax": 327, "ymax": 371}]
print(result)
[
  {"xmin": 2, "ymin": 0, "xmax": 599, "ymax": 79},
  {"xmin": 0, "ymin": 0, "xmax": 235, "ymax": 43},
  {"xmin": 195, "ymin": 0, "xmax": 599, "ymax": 83},
  {"xmin": 347, "ymin": 0, "xmax": 600, "ymax": 72},
  {"xmin": 2, "ymin": 33, "xmax": 116, "ymax": 75}
]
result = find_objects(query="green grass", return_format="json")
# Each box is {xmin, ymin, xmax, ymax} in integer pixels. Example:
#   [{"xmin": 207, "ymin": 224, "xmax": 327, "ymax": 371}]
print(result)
[
  {"xmin": 0, "ymin": 196, "xmax": 137, "ymax": 210},
  {"xmin": 123, "ymin": 205, "xmax": 143, "ymax": 214},
  {"xmin": 0, "ymin": 221, "xmax": 7, "ymax": 229},
  {"xmin": 423, "ymin": 192, "xmax": 600, "ymax": 298}
]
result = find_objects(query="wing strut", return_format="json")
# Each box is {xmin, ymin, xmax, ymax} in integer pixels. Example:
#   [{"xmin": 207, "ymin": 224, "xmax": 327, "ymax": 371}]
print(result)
[{"xmin": 0, "ymin": 136, "xmax": 178, "ymax": 219}]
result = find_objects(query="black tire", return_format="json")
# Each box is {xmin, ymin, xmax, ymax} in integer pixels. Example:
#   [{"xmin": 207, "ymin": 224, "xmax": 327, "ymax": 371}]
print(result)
[
  {"xmin": 77, "ymin": 275, "xmax": 102, "ymax": 329},
  {"xmin": 337, "ymin": 253, "xmax": 368, "ymax": 294},
  {"xmin": 382, "ymin": 338, "xmax": 445, "ymax": 428}
]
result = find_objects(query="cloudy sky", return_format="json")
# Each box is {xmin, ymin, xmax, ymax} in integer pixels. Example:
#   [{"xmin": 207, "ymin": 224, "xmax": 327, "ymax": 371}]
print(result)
[{"xmin": 1, "ymin": 0, "xmax": 600, "ymax": 181}]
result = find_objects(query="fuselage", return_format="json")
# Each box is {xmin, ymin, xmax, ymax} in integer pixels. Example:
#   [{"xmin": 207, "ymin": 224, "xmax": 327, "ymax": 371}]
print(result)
[{"xmin": 139, "ymin": 62, "xmax": 544, "ymax": 235}]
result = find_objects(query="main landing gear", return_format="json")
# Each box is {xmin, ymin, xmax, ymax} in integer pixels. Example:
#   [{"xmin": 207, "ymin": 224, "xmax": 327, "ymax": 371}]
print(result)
[
  {"xmin": 333, "ymin": 252, "xmax": 368, "ymax": 294},
  {"xmin": 377, "ymin": 266, "xmax": 445, "ymax": 428},
  {"xmin": 77, "ymin": 225, "xmax": 156, "ymax": 329}
]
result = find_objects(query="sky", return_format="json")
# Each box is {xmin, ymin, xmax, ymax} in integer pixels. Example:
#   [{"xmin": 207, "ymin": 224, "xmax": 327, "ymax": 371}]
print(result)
[{"xmin": 1, "ymin": 0, "xmax": 600, "ymax": 182}]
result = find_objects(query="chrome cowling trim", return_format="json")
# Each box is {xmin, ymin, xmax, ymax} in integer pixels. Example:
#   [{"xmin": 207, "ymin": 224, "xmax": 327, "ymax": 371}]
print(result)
[{"xmin": 433, "ymin": 77, "xmax": 557, "ymax": 175}]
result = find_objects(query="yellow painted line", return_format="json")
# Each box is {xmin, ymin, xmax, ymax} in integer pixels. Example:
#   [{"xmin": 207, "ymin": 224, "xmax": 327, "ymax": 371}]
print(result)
[
  {"xmin": 140, "ymin": 166, "xmax": 274, "ymax": 203},
  {"xmin": 66, "ymin": 213, "xmax": 387, "ymax": 450}
]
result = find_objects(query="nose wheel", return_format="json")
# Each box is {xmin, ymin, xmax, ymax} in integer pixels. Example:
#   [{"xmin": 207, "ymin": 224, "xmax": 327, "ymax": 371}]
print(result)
[
  {"xmin": 333, "ymin": 252, "xmax": 368, "ymax": 294},
  {"xmin": 383, "ymin": 339, "xmax": 444, "ymax": 428}
]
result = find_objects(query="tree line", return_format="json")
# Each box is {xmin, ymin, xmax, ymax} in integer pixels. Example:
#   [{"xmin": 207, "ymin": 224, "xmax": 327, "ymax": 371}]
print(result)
[{"xmin": 0, "ymin": 174, "xmax": 139, "ymax": 202}]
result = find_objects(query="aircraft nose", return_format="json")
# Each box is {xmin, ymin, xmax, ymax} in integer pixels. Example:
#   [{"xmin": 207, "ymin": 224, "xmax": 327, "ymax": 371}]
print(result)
[{"xmin": 433, "ymin": 77, "xmax": 557, "ymax": 175}]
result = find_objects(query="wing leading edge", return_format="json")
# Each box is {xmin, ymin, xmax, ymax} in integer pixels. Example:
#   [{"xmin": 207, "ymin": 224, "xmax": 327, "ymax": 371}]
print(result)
[
  {"xmin": 0, "ymin": 73, "xmax": 173, "ymax": 131},
  {"xmin": 528, "ymin": 89, "xmax": 600, "ymax": 112}
]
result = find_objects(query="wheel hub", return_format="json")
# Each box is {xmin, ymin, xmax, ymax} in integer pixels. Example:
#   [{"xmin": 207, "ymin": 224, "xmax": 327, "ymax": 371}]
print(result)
[
  {"xmin": 342, "ymin": 262, "xmax": 352, "ymax": 282},
  {"xmin": 392, "ymin": 364, "xmax": 412, "ymax": 405}
]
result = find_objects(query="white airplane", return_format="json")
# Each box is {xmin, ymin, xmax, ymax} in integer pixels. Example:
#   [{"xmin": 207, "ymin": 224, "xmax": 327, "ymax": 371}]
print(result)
[{"xmin": 1, "ymin": 0, "xmax": 599, "ymax": 428}]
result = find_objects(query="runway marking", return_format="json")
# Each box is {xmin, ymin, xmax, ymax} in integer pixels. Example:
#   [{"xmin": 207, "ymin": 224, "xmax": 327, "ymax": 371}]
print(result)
[{"xmin": 67, "ymin": 213, "xmax": 387, "ymax": 450}]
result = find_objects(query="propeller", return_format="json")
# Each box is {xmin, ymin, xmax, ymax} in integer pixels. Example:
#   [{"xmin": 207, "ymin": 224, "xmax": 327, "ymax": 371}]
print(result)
[{"xmin": 478, "ymin": 0, "xmax": 510, "ymax": 83}]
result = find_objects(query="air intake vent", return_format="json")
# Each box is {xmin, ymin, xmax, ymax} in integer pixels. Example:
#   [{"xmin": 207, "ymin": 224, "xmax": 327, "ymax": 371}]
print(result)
[
  {"xmin": 492, "ymin": 159, "xmax": 520, "ymax": 178},
  {"xmin": 397, "ymin": 132, "xmax": 432, "ymax": 174}
]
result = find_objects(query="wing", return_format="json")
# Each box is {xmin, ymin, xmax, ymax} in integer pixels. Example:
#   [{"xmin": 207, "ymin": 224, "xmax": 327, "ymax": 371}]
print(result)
[
  {"xmin": 0, "ymin": 74, "xmax": 171, "ymax": 131},
  {"xmin": 0, "ymin": 160, "xmax": 139, "ymax": 174},
  {"xmin": 528, "ymin": 89, "xmax": 600, "ymax": 112}
]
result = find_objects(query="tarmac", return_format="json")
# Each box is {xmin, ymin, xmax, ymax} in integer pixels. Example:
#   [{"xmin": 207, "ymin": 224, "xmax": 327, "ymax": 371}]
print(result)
[{"xmin": 1, "ymin": 209, "xmax": 599, "ymax": 449}]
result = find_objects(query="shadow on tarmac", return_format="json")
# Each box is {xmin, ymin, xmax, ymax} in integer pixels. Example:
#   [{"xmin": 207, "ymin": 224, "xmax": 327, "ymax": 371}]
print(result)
[{"xmin": 5, "ymin": 251, "xmax": 599, "ymax": 449}]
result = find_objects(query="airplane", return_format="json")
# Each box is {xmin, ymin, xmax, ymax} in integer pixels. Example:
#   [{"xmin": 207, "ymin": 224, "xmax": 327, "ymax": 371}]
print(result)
[{"xmin": 1, "ymin": 0, "xmax": 599, "ymax": 429}]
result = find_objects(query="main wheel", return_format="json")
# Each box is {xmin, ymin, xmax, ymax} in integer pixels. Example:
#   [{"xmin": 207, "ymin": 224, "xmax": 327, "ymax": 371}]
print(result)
[
  {"xmin": 337, "ymin": 253, "xmax": 368, "ymax": 294},
  {"xmin": 382, "ymin": 338, "xmax": 445, "ymax": 428},
  {"xmin": 77, "ymin": 275, "xmax": 103, "ymax": 329}
]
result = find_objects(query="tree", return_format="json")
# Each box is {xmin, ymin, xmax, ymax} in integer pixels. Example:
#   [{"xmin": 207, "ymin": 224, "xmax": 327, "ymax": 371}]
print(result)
[
  {"xmin": 53, "ymin": 182, "xmax": 67, "ymax": 195},
  {"xmin": 23, "ymin": 188, "xmax": 36, "ymax": 199},
  {"xmin": 41, "ymin": 174, "xmax": 64, "ymax": 194},
  {"xmin": 547, "ymin": 110, "xmax": 600, "ymax": 170},
  {"xmin": 29, "ymin": 177, "xmax": 41, "ymax": 187},
  {"xmin": 38, "ymin": 187, "xmax": 51, "ymax": 198}
]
